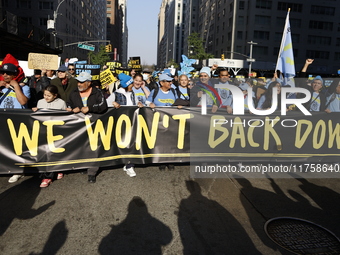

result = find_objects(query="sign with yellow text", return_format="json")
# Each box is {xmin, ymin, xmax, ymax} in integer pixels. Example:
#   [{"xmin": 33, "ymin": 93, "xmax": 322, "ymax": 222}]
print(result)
[
  {"xmin": 100, "ymin": 69, "xmax": 117, "ymax": 88},
  {"xmin": 0, "ymin": 108, "xmax": 339, "ymax": 175}
]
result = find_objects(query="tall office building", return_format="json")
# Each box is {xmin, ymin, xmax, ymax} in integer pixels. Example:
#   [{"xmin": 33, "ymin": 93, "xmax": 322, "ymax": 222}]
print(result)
[
  {"xmin": 1, "ymin": 0, "xmax": 107, "ymax": 62},
  {"xmin": 158, "ymin": 0, "xmax": 184, "ymax": 68},
  {"xmin": 159, "ymin": 0, "xmax": 340, "ymax": 75},
  {"xmin": 107, "ymin": 0, "xmax": 128, "ymax": 66}
]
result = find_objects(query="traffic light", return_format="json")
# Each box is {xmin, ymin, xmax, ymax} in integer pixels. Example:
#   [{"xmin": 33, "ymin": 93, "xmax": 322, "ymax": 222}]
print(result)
[
  {"xmin": 221, "ymin": 54, "xmax": 225, "ymax": 61},
  {"xmin": 105, "ymin": 44, "xmax": 112, "ymax": 52}
]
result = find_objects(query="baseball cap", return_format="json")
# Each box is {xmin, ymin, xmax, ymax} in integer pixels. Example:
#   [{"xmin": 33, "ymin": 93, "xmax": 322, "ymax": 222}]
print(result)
[
  {"xmin": 76, "ymin": 72, "xmax": 92, "ymax": 82},
  {"xmin": 57, "ymin": 65, "xmax": 68, "ymax": 72},
  {"xmin": 159, "ymin": 73, "xmax": 173, "ymax": 81},
  {"xmin": 0, "ymin": 63, "xmax": 18, "ymax": 74}
]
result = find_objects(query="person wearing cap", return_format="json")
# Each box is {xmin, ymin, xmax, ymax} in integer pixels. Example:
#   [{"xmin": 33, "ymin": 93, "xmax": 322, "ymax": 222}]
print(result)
[
  {"xmin": 66, "ymin": 72, "xmax": 108, "ymax": 183},
  {"xmin": 50, "ymin": 65, "xmax": 78, "ymax": 102},
  {"xmin": 106, "ymin": 73, "xmax": 143, "ymax": 178},
  {"xmin": 145, "ymin": 73, "xmax": 177, "ymax": 107},
  {"xmin": 191, "ymin": 66, "xmax": 221, "ymax": 113},
  {"xmin": 0, "ymin": 63, "xmax": 31, "ymax": 183}
]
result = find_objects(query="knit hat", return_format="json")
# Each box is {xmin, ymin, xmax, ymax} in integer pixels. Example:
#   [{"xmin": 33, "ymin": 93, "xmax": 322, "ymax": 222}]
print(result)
[
  {"xmin": 118, "ymin": 73, "xmax": 133, "ymax": 88},
  {"xmin": 199, "ymin": 67, "xmax": 211, "ymax": 77}
]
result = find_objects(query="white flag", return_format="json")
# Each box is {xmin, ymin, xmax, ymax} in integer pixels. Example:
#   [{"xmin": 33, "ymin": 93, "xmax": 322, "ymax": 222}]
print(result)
[{"xmin": 276, "ymin": 10, "xmax": 295, "ymax": 78}]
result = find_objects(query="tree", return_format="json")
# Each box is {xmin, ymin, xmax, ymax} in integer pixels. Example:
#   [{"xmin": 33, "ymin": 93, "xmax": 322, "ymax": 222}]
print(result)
[
  {"xmin": 166, "ymin": 59, "xmax": 179, "ymax": 69},
  {"xmin": 88, "ymin": 45, "xmax": 110, "ymax": 66},
  {"xmin": 188, "ymin": 32, "xmax": 213, "ymax": 61}
]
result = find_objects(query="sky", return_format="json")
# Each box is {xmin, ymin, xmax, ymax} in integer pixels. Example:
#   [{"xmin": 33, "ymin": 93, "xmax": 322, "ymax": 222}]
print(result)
[{"xmin": 127, "ymin": 0, "xmax": 161, "ymax": 66}]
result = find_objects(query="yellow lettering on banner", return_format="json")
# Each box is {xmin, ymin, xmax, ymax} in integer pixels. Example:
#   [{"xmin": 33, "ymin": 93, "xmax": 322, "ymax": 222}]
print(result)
[
  {"xmin": 42, "ymin": 120, "xmax": 65, "ymax": 153},
  {"xmin": 115, "ymin": 114, "xmax": 132, "ymax": 148},
  {"xmin": 163, "ymin": 115, "xmax": 170, "ymax": 128},
  {"xmin": 85, "ymin": 117, "xmax": 113, "ymax": 151},
  {"xmin": 229, "ymin": 117, "xmax": 246, "ymax": 148},
  {"xmin": 263, "ymin": 117, "xmax": 281, "ymax": 151},
  {"xmin": 328, "ymin": 120, "xmax": 340, "ymax": 149},
  {"xmin": 295, "ymin": 120, "xmax": 312, "ymax": 148},
  {"xmin": 172, "ymin": 114, "xmax": 192, "ymax": 149},
  {"xmin": 7, "ymin": 119, "xmax": 40, "ymax": 156},
  {"xmin": 247, "ymin": 120, "xmax": 260, "ymax": 147},
  {"xmin": 136, "ymin": 112, "xmax": 160, "ymax": 150},
  {"xmin": 313, "ymin": 120, "xmax": 326, "ymax": 149},
  {"xmin": 208, "ymin": 116, "xmax": 229, "ymax": 148}
]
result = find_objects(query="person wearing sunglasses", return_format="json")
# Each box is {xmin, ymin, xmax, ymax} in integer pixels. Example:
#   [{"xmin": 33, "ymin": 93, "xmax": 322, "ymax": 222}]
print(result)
[
  {"xmin": 67, "ymin": 64, "xmax": 76, "ymax": 78},
  {"xmin": 0, "ymin": 63, "xmax": 31, "ymax": 183}
]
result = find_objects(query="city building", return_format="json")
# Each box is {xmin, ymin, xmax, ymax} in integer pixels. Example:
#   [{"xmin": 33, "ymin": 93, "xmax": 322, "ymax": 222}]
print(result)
[
  {"xmin": 1, "ymin": 0, "xmax": 107, "ymax": 62},
  {"xmin": 107, "ymin": 0, "xmax": 128, "ymax": 66},
  {"xmin": 158, "ymin": 0, "xmax": 185, "ymax": 69},
  {"xmin": 158, "ymin": 0, "xmax": 340, "ymax": 75}
]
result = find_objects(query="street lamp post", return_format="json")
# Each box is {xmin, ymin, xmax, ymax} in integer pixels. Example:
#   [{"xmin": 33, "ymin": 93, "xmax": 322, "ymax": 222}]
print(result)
[
  {"xmin": 47, "ymin": 0, "xmax": 66, "ymax": 49},
  {"xmin": 247, "ymin": 41, "xmax": 258, "ymax": 77}
]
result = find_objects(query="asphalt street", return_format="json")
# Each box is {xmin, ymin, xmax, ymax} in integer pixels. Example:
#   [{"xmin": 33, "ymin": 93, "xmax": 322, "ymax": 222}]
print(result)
[{"xmin": 0, "ymin": 164, "xmax": 339, "ymax": 254}]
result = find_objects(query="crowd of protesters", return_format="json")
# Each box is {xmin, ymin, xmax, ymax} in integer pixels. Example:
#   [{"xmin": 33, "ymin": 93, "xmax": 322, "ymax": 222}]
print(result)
[{"xmin": 1, "ymin": 53, "xmax": 340, "ymax": 187}]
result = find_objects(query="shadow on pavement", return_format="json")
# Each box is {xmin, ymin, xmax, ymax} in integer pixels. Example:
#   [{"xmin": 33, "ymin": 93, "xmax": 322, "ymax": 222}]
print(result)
[
  {"xmin": 177, "ymin": 180, "xmax": 261, "ymax": 255},
  {"xmin": 98, "ymin": 196, "xmax": 173, "ymax": 255},
  {"xmin": 0, "ymin": 176, "xmax": 55, "ymax": 236},
  {"xmin": 29, "ymin": 220, "xmax": 68, "ymax": 255},
  {"xmin": 234, "ymin": 175, "xmax": 339, "ymax": 254}
]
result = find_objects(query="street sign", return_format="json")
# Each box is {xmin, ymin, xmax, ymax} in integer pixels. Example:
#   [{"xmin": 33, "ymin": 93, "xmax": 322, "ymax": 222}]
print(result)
[{"xmin": 77, "ymin": 43, "xmax": 95, "ymax": 51}]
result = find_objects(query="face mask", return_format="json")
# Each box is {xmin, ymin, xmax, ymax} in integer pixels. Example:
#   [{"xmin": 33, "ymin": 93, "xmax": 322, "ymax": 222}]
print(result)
[{"xmin": 142, "ymin": 74, "xmax": 149, "ymax": 81}]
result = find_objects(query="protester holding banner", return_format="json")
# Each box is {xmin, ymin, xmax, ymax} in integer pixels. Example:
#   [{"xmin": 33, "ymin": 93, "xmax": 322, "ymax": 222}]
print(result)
[
  {"xmin": 325, "ymin": 79, "xmax": 340, "ymax": 113},
  {"xmin": 132, "ymin": 73, "xmax": 150, "ymax": 106},
  {"xmin": 146, "ymin": 73, "xmax": 177, "ymax": 107},
  {"xmin": 190, "ymin": 67, "xmax": 221, "ymax": 113},
  {"xmin": 106, "ymin": 73, "xmax": 142, "ymax": 177},
  {"xmin": 32, "ymin": 84, "xmax": 67, "ymax": 187},
  {"xmin": 171, "ymin": 74, "xmax": 190, "ymax": 107},
  {"xmin": 107, "ymin": 73, "xmax": 143, "ymax": 109},
  {"xmin": 0, "ymin": 63, "xmax": 31, "ymax": 183},
  {"xmin": 32, "ymin": 84, "xmax": 67, "ymax": 112},
  {"xmin": 212, "ymin": 69, "xmax": 233, "ymax": 113},
  {"xmin": 51, "ymin": 65, "xmax": 78, "ymax": 102},
  {"xmin": 66, "ymin": 72, "xmax": 108, "ymax": 183}
]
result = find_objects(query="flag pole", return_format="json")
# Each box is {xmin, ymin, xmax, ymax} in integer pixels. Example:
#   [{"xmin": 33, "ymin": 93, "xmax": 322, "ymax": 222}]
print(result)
[{"xmin": 275, "ymin": 8, "xmax": 291, "ymax": 74}]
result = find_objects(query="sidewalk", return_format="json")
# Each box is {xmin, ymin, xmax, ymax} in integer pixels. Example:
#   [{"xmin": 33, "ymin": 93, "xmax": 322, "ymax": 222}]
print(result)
[{"xmin": 0, "ymin": 165, "xmax": 339, "ymax": 254}]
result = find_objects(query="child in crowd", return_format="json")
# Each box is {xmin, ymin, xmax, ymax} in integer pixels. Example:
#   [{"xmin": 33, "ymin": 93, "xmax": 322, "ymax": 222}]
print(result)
[
  {"xmin": 32, "ymin": 85, "xmax": 67, "ymax": 187},
  {"xmin": 132, "ymin": 73, "xmax": 150, "ymax": 105},
  {"xmin": 106, "ymin": 73, "xmax": 143, "ymax": 177}
]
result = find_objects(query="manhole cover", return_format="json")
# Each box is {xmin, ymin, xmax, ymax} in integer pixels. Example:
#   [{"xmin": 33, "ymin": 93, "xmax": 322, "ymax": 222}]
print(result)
[{"xmin": 265, "ymin": 217, "xmax": 340, "ymax": 255}]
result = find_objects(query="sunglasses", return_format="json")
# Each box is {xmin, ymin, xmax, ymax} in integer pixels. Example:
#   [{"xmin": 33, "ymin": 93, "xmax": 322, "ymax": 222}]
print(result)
[
  {"xmin": 0, "ymin": 71, "xmax": 16, "ymax": 75},
  {"xmin": 68, "ymin": 68, "xmax": 75, "ymax": 71}
]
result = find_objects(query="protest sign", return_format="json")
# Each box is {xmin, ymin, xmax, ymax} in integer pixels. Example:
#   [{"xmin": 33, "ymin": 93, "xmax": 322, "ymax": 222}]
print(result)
[{"xmin": 28, "ymin": 53, "xmax": 59, "ymax": 70}]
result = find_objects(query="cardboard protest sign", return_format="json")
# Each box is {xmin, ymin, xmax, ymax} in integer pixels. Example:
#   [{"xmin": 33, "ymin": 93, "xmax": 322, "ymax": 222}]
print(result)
[
  {"xmin": 28, "ymin": 53, "xmax": 59, "ymax": 70},
  {"xmin": 100, "ymin": 69, "xmax": 117, "ymax": 89}
]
